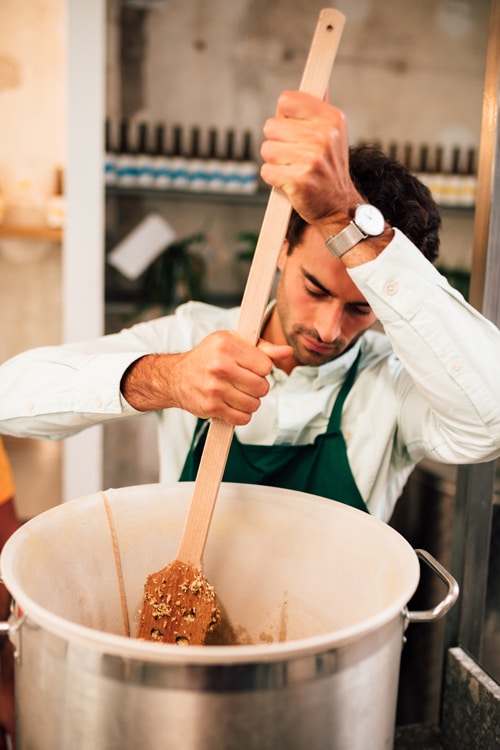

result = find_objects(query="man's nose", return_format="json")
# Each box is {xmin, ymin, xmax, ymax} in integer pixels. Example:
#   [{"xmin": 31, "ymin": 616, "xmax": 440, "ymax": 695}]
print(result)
[{"xmin": 316, "ymin": 302, "xmax": 343, "ymax": 343}]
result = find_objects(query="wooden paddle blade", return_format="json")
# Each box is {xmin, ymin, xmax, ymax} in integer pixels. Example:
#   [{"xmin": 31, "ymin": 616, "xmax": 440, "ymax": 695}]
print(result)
[{"xmin": 136, "ymin": 559, "xmax": 221, "ymax": 645}]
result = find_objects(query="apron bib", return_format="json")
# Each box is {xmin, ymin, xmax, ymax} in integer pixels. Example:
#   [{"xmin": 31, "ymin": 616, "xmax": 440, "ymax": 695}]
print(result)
[{"xmin": 180, "ymin": 351, "xmax": 367, "ymax": 513}]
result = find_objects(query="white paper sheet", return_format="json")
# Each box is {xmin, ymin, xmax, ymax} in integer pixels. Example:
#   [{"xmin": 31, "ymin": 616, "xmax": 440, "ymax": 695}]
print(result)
[{"xmin": 107, "ymin": 212, "xmax": 176, "ymax": 279}]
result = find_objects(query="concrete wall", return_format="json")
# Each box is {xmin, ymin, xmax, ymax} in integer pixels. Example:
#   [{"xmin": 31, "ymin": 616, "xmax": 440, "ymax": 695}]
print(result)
[
  {"xmin": 109, "ymin": 0, "xmax": 487, "ymax": 154},
  {"xmin": 106, "ymin": 0, "xmax": 489, "ymax": 281}
]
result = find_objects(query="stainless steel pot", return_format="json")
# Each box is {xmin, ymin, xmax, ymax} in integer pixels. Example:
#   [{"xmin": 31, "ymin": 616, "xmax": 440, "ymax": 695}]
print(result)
[{"xmin": 0, "ymin": 482, "xmax": 458, "ymax": 750}]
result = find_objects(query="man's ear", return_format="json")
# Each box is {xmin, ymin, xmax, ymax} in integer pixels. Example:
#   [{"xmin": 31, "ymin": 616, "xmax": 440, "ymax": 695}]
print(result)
[{"xmin": 277, "ymin": 239, "xmax": 290, "ymax": 271}]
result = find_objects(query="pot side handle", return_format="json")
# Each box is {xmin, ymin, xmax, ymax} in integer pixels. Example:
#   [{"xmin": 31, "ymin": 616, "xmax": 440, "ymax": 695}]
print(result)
[
  {"xmin": 0, "ymin": 574, "xmax": 24, "ymax": 659},
  {"xmin": 405, "ymin": 549, "xmax": 459, "ymax": 624}
]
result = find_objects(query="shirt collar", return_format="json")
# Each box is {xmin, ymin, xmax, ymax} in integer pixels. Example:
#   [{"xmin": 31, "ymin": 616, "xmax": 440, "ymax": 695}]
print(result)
[{"xmin": 270, "ymin": 338, "xmax": 363, "ymax": 388}]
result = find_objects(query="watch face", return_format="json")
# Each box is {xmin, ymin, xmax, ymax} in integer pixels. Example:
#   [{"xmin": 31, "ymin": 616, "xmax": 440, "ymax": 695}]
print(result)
[{"xmin": 354, "ymin": 204, "xmax": 385, "ymax": 236}]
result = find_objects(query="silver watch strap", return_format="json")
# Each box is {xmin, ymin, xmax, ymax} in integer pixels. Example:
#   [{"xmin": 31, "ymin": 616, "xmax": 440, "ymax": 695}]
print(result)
[{"xmin": 325, "ymin": 221, "xmax": 367, "ymax": 258}]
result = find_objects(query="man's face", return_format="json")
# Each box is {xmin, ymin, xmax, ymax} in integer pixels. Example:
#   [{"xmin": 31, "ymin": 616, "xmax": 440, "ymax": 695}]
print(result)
[{"xmin": 270, "ymin": 225, "xmax": 377, "ymax": 370}]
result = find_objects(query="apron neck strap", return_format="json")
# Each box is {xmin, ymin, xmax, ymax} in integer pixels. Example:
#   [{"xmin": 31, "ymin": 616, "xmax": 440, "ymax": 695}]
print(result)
[{"xmin": 327, "ymin": 349, "xmax": 362, "ymax": 433}]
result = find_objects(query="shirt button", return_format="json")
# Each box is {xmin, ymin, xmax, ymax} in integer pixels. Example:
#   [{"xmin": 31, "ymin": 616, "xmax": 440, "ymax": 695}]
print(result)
[
  {"xmin": 27, "ymin": 400, "xmax": 34, "ymax": 412},
  {"xmin": 384, "ymin": 281, "xmax": 398, "ymax": 296},
  {"xmin": 94, "ymin": 395, "xmax": 103, "ymax": 408},
  {"xmin": 451, "ymin": 359, "xmax": 463, "ymax": 372}
]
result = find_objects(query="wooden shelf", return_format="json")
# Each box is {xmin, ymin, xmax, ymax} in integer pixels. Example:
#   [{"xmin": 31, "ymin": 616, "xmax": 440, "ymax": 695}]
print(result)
[
  {"xmin": 105, "ymin": 185, "xmax": 477, "ymax": 213},
  {"xmin": 106, "ymin": 185, "xmax": 270, "ymax": 206},
  {"xmin": 0, "ymin": 224, "xmax": 63, "ymax": 242}
]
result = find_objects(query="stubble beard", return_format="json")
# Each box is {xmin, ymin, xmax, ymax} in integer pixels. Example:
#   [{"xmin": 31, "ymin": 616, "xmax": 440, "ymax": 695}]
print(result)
[{"xmin": 285, "ymin": 325, "xmax": 349, "ymax": 367}]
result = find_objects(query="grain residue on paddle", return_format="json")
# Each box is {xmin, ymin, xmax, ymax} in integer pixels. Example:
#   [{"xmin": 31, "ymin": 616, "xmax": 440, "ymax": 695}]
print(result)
[{"xmin": 137, "ymin": 559, "xmax": 221, "ymax": 645}]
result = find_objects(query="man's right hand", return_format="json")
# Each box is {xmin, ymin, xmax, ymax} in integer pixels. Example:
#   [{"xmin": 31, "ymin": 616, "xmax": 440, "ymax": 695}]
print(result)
[{"xmin": 121, "ymin": 331, "xmax": 292, "ymax": 425}]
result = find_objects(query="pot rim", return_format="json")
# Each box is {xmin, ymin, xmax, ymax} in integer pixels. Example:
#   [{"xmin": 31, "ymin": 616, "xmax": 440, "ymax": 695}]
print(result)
[
  {"xmin": 1, "ymin": 483, "xmax": 420, "ymax": 665},
  {"xmin": 2, "ymin": 586, "xmax": 412, "ymax": 666}
]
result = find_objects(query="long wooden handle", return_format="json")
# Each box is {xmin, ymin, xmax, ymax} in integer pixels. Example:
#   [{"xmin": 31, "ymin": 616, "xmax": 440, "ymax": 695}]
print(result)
[{"xmin": 177, "ymin": 8, "xmax": 346, "ymax": 568}]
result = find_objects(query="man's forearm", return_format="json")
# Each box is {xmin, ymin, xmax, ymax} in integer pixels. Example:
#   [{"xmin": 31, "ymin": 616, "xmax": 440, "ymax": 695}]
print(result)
[{"xmin": 120, "ymin": 352, "xmax": 186, "ymax": 412}]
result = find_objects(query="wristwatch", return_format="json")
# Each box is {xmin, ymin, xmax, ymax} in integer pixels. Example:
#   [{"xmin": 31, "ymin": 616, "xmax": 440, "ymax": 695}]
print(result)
[{"xmin": 325, "ymin": 204, "xmax": 385, "ymax": 258}]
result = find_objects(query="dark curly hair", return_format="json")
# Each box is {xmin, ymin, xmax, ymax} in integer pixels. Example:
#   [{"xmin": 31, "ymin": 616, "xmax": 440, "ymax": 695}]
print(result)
[{"xmin": 286, "ymin": 144, "xmax": 441, "ymax": 263}]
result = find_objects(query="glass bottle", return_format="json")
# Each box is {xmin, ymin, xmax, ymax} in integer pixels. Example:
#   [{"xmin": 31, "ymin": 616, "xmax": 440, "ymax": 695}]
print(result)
[
  {"xmin": 415, "ymin": 144, "xmax": 432, "ymax": 193},
  {"xmin": 222, "ymin": 129, "xmax": 239, "ymax": 193},
  {"xmin": 237, "ymin": 131, "xmax": 259, "ymax": 194},
  {"xmin": 206, "ymin": 128, "xmax": 224, "ymax": 192},
  {"xmin": 152, "ymin": 124, "xmax": 171, "ymax": 189},
  {"xmin": 460, "ymin": 147, "xmax": 477, "ymax": 208},
  {"xmin": 169, "ymin": 125, "xmax": 189, "ymax": 190},
  {"xmin": 116, "ymin": 118, "xmax": 135, "ymax": 187},
  {"xmin": 187, "ymin": 126, "xmax": 206, "ymax": 191},
  {"xmin": 104, "ymin": 118, "xmax": 117, "ymax": 186},
  {"xmin": 135, "ymin": 122, "xmax": 155, "ymax": 188},
  {"xmin": 426, "ymin": 144, "xmax": 445, "ymax": 205}
]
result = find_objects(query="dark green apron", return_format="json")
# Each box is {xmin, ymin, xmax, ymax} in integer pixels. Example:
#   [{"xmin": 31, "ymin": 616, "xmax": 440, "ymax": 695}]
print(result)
[{"xmin": 179, "ymin": 350, "xmax": 368, "ymax": 513}]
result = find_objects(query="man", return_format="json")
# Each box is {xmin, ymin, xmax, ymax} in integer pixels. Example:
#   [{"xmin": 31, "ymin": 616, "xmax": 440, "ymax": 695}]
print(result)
[
  {"xmin": 0, "ymin": 438, "xmax": 20, "ymax": 750},
  {"xmin": 0, "ymin": 92, "xmax": 499, "ymax": 521}
]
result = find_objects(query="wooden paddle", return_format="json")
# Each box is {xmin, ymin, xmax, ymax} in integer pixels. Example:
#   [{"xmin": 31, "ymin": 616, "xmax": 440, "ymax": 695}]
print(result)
[{"xmin": 137, "ymin": 7, "xmax": 346, "ymax": 645}]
